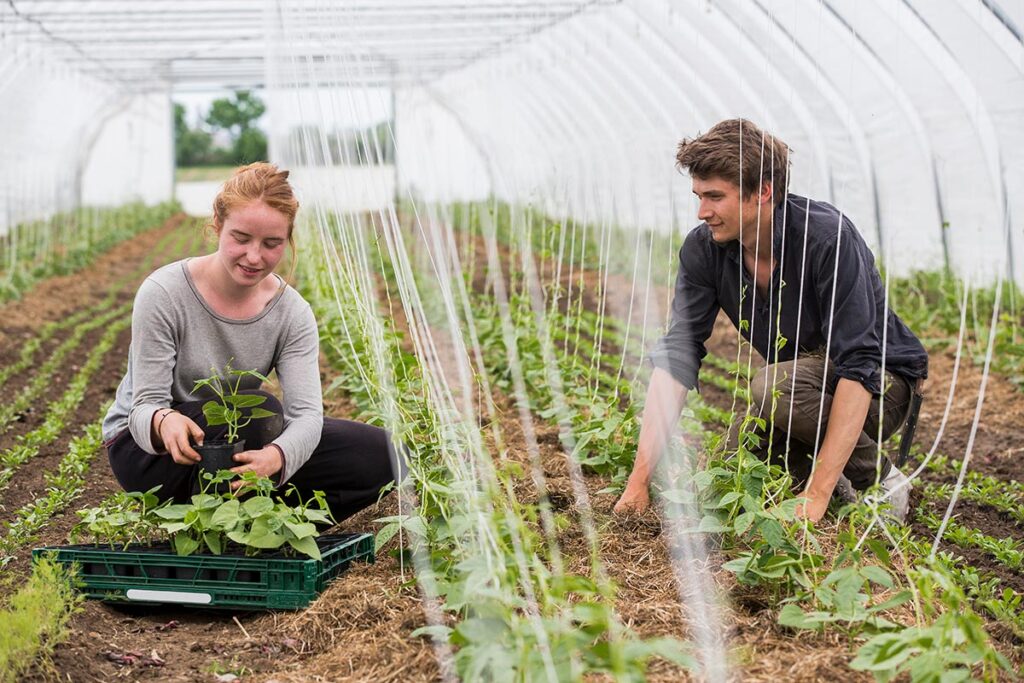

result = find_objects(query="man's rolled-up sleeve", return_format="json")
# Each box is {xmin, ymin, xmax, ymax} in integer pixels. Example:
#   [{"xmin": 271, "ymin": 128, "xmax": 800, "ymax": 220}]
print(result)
[
  {"xmin": 814, "ymin": 224, "xmax": 883, "ymax": 395},
  {"xmin": 647, "ymin": 230, "xmax": 719, "ymax": 391}
]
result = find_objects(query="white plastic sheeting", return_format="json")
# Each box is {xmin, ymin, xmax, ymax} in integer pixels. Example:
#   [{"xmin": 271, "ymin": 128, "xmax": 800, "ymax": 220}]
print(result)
[
  {"xmin": 387, "ymin": 1, "xmax": 1024, "ymax": 285},
  {"xmin": 0, "ymin": 46, "xmax": 172, "ymax": 231},
  {"xmin": 1, "ymin": 0, "xmax": 1022, "ymax": 283}
]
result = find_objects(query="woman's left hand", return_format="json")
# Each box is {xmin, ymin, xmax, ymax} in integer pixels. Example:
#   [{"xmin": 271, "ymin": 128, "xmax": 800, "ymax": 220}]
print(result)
[{"xmin": 230, "ymin": 446, "xmax": 284, "ymax": 490}]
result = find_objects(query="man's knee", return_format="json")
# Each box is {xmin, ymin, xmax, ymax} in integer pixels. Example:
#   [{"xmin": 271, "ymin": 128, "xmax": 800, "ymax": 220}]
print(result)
[{"xmin": 749, "ymin": 364, "xmax": 794, "ymax": 422}]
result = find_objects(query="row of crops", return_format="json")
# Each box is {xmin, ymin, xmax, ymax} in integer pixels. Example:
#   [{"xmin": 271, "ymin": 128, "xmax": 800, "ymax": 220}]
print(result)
[
  {"xmin": 0, "ymin": 202, "xmax": 182, "ymax": 305},
  {"xmin": 0, "ymin": 199, "xmax": 1021, "ymax": 680},
  {"xmin": 299, "ymin": 200, "xmax": 1022, "ymax": 680},
  {"xmin": 0, "ymin": 207, "xmax": 202, "ymax": 681}
]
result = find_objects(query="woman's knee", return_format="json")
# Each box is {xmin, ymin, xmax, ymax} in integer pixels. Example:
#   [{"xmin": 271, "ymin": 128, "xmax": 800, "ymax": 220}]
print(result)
[
  {"xmin": 238, "ymin": 389, "xmax": 283, "ymax": 412},
  {"xmin": 321, "ymin": 417, "xmax": 408, "ymax": 487},
  {"xmin": 237, "ymin": 389, "xmax": 284, "ymax": 446}
]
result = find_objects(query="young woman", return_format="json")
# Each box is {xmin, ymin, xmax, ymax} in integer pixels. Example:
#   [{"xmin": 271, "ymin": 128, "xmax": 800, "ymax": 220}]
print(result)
[{"xmin": 101, "ymin": 162, "xmax": 401, "ymax": 521}]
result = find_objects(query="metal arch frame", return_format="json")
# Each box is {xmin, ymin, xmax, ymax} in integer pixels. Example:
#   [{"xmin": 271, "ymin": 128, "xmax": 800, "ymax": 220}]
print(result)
[
  {"xmin": 407, "ymin": 86, "xmax": 498, "ymax": 200},
  {"xmin": 643, "ymin": 0, "xmax": 835, "ymax": 204},
  {"xmin": 817, "ymin": 0, "xmax": 951, "ymax": 272},
  {"xmin": 495, "ymin": 67, "xmax": 595, "ymax": 202},
  {"xmin": 955, "ymin": 0, "xmax": 1024, "ymax": 68},
  {"xmin": 500, "ymin": 49, "xmax": 625, "ymax": 206},
  {"xmin": 4, "ymin": 0, "xmax": 623, "ymax": 89},
  {"xmin": 874, "ymin": 0, "xmax": 1012, "ymax": 279},
  {"xmin": 978, "ymin": 0, "xmax": 1024, "ymax": 42},
  {"xmin": 556, "ymin": 10, "xmax": 679, "ymax": 227},
  {"xmin": 723, "ymin": 0, "xmax": 881, "ymax": 252},
  {"xmin": 71, "ymin": 91, "xmax": 139, "ymax": 205},
  {"xmin": 491, "ymin": 53, "xmax": 616, "ymax": 218},
  {"xmin": 422, "ymin": 50, "xmax": 590, "ymax": 204},
  {"xmin": 543, "ymin": 26, "xmax": 652, "ymax": 222},
  {"xmin": 600, "ymin": 2, "xmax": 722, "ymax": 226}
]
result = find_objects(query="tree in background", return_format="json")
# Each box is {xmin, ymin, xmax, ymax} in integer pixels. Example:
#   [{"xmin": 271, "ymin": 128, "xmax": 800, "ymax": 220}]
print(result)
[
  {"xmin": 174, "ymin": 103, "xmax": 214, "ymax": 167},
  {"xmin": 206, "ymin": 90, "xmax": 268, "ymax": 165},
  {"xmin": 174, "ymin": 90, "xmax": 267, "ymax": 167}
]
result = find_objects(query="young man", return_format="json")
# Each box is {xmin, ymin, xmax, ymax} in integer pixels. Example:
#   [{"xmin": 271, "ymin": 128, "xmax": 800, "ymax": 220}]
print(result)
[{"xmin": 614, "ymin": 119, "xmax": 928, "ymax": 523}]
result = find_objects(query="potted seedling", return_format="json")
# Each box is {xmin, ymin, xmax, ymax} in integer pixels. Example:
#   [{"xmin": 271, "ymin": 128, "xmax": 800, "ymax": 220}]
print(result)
[{"xmin": 192, "ymin": 365, "xmax": 276, "ymax": 481}]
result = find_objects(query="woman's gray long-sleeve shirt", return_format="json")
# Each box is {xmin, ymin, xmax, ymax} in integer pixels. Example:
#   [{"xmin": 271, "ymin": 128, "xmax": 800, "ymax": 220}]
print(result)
[{"xmin": 101, "ymin": 259, "xmax": 323, "ymax": 485}]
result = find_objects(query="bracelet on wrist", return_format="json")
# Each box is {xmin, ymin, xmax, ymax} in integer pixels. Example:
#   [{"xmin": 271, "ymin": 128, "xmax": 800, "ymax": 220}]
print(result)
[{"xmin": 156, "ymin": 408, "xmax": 178, "ymax": 437}]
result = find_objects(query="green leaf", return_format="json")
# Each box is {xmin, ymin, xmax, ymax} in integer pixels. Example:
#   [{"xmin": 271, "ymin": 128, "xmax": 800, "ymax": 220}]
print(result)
[
  {"xmin": 850, "ymin": 632, "xmax": 914, "ymax": 672},
  {"xmin": 247, "ymin": 518, "xmax": 285, "ymax": 548},
  {"xmin": 284, "ymin": 521, "xmax": 317, "ymax": 539},
  {"xmin": 202, "ymin": 402, "xmax": 229, "ymax": 426},
  {"xmin": 375, "ymin": 521, "xmax": 401, "ymax": 553},
  {"xmin": 722, "ymin": 556, "xmax": 753, "ymax": 575},
  {"xmin": 697, "ymin": 514, "xmax": 728, "ymax": 533},
  {"xmin": 247, "ymin": 408, "xmax": 277, "ymax": 420},
  {"xmin": 861, "ymin": 564, "xmax": 895, "ymax": 589},
  {"xmin": 173, "ymin": 534, "xmax": 200, "ymax": 556},
  {"xmin": 303, "ymin": 509, "xmax": 332, "ymax": 524},
  {"xmin": 871, "ymin": 590, "xmax": 913, "ymax": 613},
  {"xmin": 287, "ymin": 535, "xmax": 321, "ymax": 560},
  {"xmin": 153, "ymin": 504, "xmax": 191, "ymax": 520},
  {"xmin": 192, "ymin": 493, "xmax": 221, "ymax": 509},
  {"xmin": 204, "ymin": 531, "xmax": 223, "ymax": 555},
  {"xmin": 397, "ymin": 515, "xmax": 428, "ymax": 539},
  {"xmin": 758, "ymin": 518, "xmax": 788, "ymax": 548},
  {"xmin": 210, "ymin": 499, "xmax": 241, "ymax": 530},
  {"xmin": 865, "ymin": 538, "xmax": 892, "ymax": 567},
  {"xmin": 453, "ymin": 617, "xmax": 508, "ymax": 645},
  {"xmin": 621, "ymin": 636, "xmax": 696, "ymax": 670},
  {"xmin": 734, "ymin": 511, "xmax": 756, "ymax": 536},
  {"xmin": 719, "ymin": 491, "xmax": 744, "ymax": 506},
  {"xmin": 248, "ymin": 530, "xmax": 286, "ymax": 549},
  {"xmin": 410, "ymin": 624, "xmax": 452, "ymax": 641},
  {"xmin": 227, "ymin": 529, "xmax": 249, "ymax": 545},
  {"xmin": 778, "ymin": 603, "xmax": 821, "ymax": 631},
  {"xmin": 242, "ymin": 496, "xmax": 275, "ymax": 517},
  {"xmin": 192, "ymin": 377, "xmax": 216, "ymax": 392},
  {"xmin": 225, "ymin": 394, "xmax": 267, "ymax": 408},
  {"xmin": 230, "ymin": 368, "xmax": 271, "ymax": 383}
]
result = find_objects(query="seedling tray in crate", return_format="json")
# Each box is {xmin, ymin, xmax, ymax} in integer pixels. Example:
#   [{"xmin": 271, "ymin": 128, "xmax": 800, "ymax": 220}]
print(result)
[{"xmin": 32, "ymin": 532, "xmax": 373, "ymax": 610}]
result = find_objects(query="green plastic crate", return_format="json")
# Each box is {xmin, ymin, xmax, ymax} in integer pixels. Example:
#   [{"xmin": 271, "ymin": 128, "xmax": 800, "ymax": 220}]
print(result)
[{"xmin": 32, "ymin": 532, "xmax": 373, "ymax": 610}]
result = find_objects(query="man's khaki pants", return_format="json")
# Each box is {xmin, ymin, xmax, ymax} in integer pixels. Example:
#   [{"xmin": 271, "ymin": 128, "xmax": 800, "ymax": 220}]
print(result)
[{"xmin": 723, "ymin": 353, "xmax": 913, "ymax": 491}]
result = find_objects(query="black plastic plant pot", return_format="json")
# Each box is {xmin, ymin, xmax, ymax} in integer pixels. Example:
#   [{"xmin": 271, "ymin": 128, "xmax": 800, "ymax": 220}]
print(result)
[
  {"xmin": 195, "ymin": 440, "xmax": 245, "ymax": 494},
  {"xmin": 196, "ymin": 439, "xmax": 245, "ymax": 474}
]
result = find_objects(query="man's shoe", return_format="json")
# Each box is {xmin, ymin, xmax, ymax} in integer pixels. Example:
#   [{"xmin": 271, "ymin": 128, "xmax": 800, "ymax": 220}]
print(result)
[
  {"xmin": 832, "ymin": 474, "xmax": 858, "ymax": 505},
  {"xmin": 880, "ymin": 466, "xmax": 911, "ymax": 523}
]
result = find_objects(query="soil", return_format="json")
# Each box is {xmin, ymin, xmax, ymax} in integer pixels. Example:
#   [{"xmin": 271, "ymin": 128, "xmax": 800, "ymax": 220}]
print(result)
[{"xmin": 1, "ymin": 217, "xmax": 1021, "ymax": 682}]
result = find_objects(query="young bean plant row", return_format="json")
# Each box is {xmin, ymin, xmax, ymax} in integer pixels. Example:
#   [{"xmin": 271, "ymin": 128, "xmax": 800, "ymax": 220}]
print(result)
[
  {"xmin": 301, "ymin": 216, "xmax": 696, "ymax": 681},
  {"xmin": 0, "ymin": 202, "xmax": 181, "ymax": 304},
  {"xmin": 443, "ymin": 200, "xmax": 1015, "ymax": 681},
  {"xmin": 0, "ymin": 207, "xmax": 204, "ymax": 682}
]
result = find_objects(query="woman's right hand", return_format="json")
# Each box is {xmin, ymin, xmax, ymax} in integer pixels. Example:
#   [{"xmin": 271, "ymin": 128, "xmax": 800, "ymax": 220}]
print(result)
[{"xmin": 155, "ymin": 410, "xmax": 206, "ymax": 465}]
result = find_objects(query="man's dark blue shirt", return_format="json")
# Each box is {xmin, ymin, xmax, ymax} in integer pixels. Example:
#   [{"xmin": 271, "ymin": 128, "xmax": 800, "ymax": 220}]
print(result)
[{"xmin": 649, "ymin": 194, "xmax": 929, "ymax": 395}]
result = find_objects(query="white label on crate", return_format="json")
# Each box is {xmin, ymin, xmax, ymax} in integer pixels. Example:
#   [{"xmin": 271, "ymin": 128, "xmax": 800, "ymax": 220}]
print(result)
[{"xmin": 125, "ymin": 589, "xmax": 212, "ymax": 604}]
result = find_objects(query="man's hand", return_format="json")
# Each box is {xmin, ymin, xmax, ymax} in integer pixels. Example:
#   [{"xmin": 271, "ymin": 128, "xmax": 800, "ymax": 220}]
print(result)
[
  {"xmin": 795, "ymin": 377, "xmax": 873, "ymax": 524},
  {"xmin": 794, "ymin": 490, "xmax": 829, "ymax": 523},
  {"xmin": 614, "ymin": 481, "xmax": 650, "ymax": 514},
  {"xmin": 614, "ymin": 368, "xmax": 688, "ymax": 516},
  {"xmin": 229, "ymin": 446, "xmax": 283, "ymax": 490}
]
